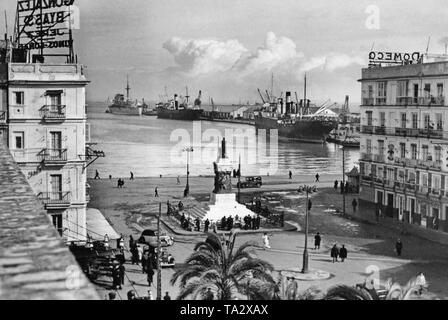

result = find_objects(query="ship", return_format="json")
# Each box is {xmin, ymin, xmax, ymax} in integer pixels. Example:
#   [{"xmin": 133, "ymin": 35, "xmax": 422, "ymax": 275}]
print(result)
[
  {"xmin": 157, "ymin": 88, "xmax": 204, "ymax": 121},
  {"xmin": 254, "ymin": 75, "xmax": 338, "ymax": 143},
  {"xmin": 106, "ymin": 76, "xmax": 147, "ymax": 116},
  {"xmin": 326, "ymin": 96, "xmax": 361, "ymax": 148}
]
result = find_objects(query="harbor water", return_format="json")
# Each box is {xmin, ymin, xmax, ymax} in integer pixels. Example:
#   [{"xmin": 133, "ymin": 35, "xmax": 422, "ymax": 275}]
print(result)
[{"xmin": 88, "ymin": 102, "xmax": 359, "ymax": 178}]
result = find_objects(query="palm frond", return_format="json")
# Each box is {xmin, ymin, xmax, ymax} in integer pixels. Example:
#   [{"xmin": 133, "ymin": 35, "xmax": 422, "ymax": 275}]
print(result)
[
  {"xmin": 295, "ymin": 286, "xmax": 325, "ymax": 300},
  {"xmin": 324, "ymin": 285, "xmax": 374, "ymax": 300}
]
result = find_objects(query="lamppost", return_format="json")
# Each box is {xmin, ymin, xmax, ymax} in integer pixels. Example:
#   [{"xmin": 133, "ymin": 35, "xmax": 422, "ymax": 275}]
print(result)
[
  {"xmin": 156, "ymin": 203, "xmax": 162, "ymax": 300},
  {"xmin": 183, "ymin": 146, "xmax": 194, "ymax": 197},
  {"xmin": 300, "ymin": 185, "xmax": 316, "ymax": 274}
]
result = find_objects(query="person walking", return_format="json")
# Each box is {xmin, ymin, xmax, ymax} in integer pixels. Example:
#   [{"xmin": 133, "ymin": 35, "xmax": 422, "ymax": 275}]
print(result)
[
  {"xmin": 177, "ymin": 176, "xmax": 181, "ymax": 185},
  {"xmin": 94, "ymin": 170, "xmax": 100, "ymax": 180},
  {"xmin": 331, "ymin": 244, "xmax": 339, "ymax": 263},
  {"xmin": 195, "ymin": 218, "xmax": 201, "ymax": 232},
  {"xmin": 314, "ymin": 232, "xmax": 321, "ymax": 250},
  {"xmin": 137, "ymin": 245, "xmax": 143, "ymax": 264},
  {"xmin": 262, "ymin": 233, "xmax": 271, "ymax": 250},
  {"xmin": 164, "ymin": 292, "xmax": 172, "ymax": 300},
  {"xmin": 289, "ymin": 171, "xmax": 293, "ymax": 180},
  {"xmin": 415, "ymin": 272, "xmax": 427, "ymax": 295},
  {"xmin": 352, "ymin": 199, "xmax": 358, "ymax": 212},
  {"xmin": 130, "ymin": 172, "xmax": 134, "ymax": 180},
  {"xmin": 129, "ymin": 235, "xmax": 135, "ymax": 250},
  {"xmin": 334, "ymin": 180, "xmax": 338, "ymax": 190},
  {"xmin": 395, "ymin": 238, "xmax": 403, "ymax": 256},
  {"xmin": 315, "ymin": 173, "xmax": 320, "ymax": 182},
  {"xmin": 155, "ymin": 187, "xmax": 159, "ymax": 197},
  {"xmin": 204, "ymin": 288, "xmax": 214, "ymax": 300},
  {"xmin": 118, "ymin": 263, "xmax": 126, "ymax": 287},
  {"xmin": 339, "ymin": 245, "xmax": 348, "ymax": 262},
  {"xmin": 204, "ymin": 219, "xmax": 210, "ymax": 233}
]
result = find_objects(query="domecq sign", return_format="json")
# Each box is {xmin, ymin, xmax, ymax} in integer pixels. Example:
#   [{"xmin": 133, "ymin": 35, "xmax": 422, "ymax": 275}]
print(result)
[{"xmin": 369, "ymin": 51, "xmax": 422, "ymax": 65}]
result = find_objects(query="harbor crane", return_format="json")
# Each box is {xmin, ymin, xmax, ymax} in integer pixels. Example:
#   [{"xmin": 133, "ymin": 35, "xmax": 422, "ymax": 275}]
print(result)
[{"xmin": 257, "ymin": 89, "xmax": 266, "ymax": 104}]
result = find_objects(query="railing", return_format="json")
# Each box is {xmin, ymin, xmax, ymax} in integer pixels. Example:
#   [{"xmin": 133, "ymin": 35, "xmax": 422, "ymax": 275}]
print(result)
[
  {"xmin": 38, "ymin": 149, "xmax": 68, "ymax": 162},
  {"xmin": 39, "ymin": 105, "xmax": 66, "ymax": 120},
  {"xmin": 361, "ymin": 96, "xmax": 445, "ymax": 107},
  {"xmin": 38, "ymin": 192, "xmax": 71, "ymax": 205},
  {"xmin": 361, "ymin": 125, "xmax": 448, "ymax": 140}
]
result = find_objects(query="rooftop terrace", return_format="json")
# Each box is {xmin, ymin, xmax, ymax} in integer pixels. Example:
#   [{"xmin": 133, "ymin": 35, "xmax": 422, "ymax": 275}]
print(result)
[
  {"xmin": 0, "ymin": 142, "xmax": 98, "ymax": 300},
  {"xmin": 361, "ymin": 61, "xmax": 448, "ymax": 81}
]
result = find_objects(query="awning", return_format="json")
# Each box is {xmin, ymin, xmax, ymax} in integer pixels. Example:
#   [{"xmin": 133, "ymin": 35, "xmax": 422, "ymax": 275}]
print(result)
[
  {"xmin": 86, "ymin": 208, "xmax": 120, "ymax": 241},
  {"xmin": 44, "ymin": 90, "xmax": 63, "ymax": 96}
]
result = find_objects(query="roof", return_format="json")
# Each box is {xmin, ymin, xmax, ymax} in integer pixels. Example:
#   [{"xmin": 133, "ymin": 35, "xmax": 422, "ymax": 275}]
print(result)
[
  {"xmin": 346, "ymin": 167, "xmax": 359, "ymax": 177},
  {"xmin": 0, "ymin": 142, "xmax": 99, "ymax": 300}
]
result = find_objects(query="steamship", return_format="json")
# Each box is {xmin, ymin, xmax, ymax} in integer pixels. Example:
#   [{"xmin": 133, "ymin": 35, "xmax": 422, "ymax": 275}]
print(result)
[
  {"xmin": 157, "ymin": 90, "xmax": 204, "ymax": 121},
  {"xmin": 106, "ymin": 77, "xmax": 147, "ymax": 116},
  {"xmin": 254, "ymin": 77, "xmax": 338, "ymax": 143}
]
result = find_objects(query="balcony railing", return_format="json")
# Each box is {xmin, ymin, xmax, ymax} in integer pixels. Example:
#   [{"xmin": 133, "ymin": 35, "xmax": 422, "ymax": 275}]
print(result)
[
  {"xmin": 38, "ymin": 149, "xmax": 68, "ymax": 163},
  {"xmin": 362, "ymin": 96, "xmax": 445, "ymax": 107},
  {"xmin": 39, "ymin": 105, "xmax": 66, "ymax": 121},
  {"xmin": 38, "ymin": 192, "xmax": 71, "ymax": 206},
  {"xmin": 361, "ymin": 125, "xmax": 448, "ymax": 140}
]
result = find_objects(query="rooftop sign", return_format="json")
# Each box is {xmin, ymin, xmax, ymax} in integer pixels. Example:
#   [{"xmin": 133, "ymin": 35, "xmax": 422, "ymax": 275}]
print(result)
[
  {"xmin": 15, "ymin": 0, "xmax": 76, "ymax": 62},
  {"xmin": 368, "ymin": 51, "xmax": 422, "ymax": 67}
]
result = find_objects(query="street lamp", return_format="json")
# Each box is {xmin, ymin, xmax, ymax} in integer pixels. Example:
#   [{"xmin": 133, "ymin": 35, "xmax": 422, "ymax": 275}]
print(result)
[
  {"xmin": 183, "ymin": 147, "xmax": 194, "ymax": 197},
  {"xmin": 299, "ymin": 185, "xmax": 316, "ymax": 274}
]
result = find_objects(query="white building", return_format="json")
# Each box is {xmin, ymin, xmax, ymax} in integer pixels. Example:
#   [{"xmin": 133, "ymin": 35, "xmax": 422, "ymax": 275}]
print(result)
[
  {"xmin": 0, "ymin": 61, "xmax": 90, "ymax": 242},
  {"xmin": 359, "ymin": 60, "xmax": 448, "ymax": 233}
]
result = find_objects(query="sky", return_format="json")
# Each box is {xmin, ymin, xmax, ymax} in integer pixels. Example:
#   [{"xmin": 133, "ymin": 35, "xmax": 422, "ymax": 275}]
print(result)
[{"xmin": 3, "ymin": 0, "xmax": 448, "ymax": 105}]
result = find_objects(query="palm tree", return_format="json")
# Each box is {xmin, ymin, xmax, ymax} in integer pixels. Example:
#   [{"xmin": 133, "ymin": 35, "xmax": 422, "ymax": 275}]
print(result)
[{"xmin": 170, "ymin": 233, "xmax": 279, "ymax": 300}]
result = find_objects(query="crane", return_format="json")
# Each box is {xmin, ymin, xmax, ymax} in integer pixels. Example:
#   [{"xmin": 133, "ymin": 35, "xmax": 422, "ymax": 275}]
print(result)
[
  {"xmin": 257, "ymin": 89, "xmax": 266, "ymax": 104},
  {"xmin": 265, "ymin": 90, "xmax": 271, "ymax": 103}
]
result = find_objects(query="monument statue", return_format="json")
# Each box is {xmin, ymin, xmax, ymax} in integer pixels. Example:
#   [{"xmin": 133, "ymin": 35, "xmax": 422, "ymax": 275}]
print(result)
[{"xmin": 213, "ymin": 138, "xmax": 232, "ymax": 194}]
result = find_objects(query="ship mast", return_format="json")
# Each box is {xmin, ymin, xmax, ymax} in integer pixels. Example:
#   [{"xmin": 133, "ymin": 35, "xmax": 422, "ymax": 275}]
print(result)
[
  {"xmin": 303, "ymin": 73, "xmax": 307, "ymax": 116},
  {"xmin": 126, "ymin": 75, "xmax": 131, "ymax": 100}
]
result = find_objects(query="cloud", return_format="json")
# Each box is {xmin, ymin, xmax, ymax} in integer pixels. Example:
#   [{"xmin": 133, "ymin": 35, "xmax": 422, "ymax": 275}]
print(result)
[
  {"xmin": 162, "ymin": 37, "xmax": 247, "ymax": 76},
  {"xmin": 163, "ymin": 32, "xmax": 364, "ymax": 78}
]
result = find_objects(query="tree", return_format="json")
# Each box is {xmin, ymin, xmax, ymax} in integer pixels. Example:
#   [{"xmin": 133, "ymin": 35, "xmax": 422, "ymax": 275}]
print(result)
[{"xmin": 170, "ymin": 233, "xmax": 279, "ymax": 300}]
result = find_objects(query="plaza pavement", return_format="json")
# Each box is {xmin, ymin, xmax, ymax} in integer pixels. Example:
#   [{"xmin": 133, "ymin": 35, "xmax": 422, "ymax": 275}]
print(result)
[{"xmin": 88, "ymin": 175, "xmax": 448, "ymax": 300}]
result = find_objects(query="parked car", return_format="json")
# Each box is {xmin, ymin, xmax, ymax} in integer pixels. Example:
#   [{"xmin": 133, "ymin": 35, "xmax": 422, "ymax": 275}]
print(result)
[
  {"xmin": 237, "ymin": 176, "xmax": 263, "ymax": 189},
  {"xmin": 138, "ymin": 228, "xmax": 174, "ymax": 247}
]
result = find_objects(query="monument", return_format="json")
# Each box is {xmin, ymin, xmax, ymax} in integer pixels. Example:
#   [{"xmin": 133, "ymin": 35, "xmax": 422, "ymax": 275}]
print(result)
[{"xmin": 203, "ymin": 138, "xmax": 255, "ymax": 222}]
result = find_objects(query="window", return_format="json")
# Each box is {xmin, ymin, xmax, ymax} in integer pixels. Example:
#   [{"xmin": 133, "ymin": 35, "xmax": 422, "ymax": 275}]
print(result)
[
  {"xmin": 368, "ymin": 85, "xmax": 373, "ymax": 98},
  {"xmin": 413, "ymin": 84, "xmax": 419, "ymax": 103},
  {"xmin": 378, "ymin": 140, "xmax": 385, "ymax": 156},
  {"xmin": 437, "ymin": 83, "xmax": 443, "ymax": 97},
  {"xmin": 435, "ymin": 146, "xmax": 442, "ymax": 162},
  {"xmin": 400, "ymin": 143, "xmax": 406, "ymax": 158},
  {"xmin": 422, "ymin": 145, "xmax": 429, "ymax": 161},
  {"xmin": 366, "ymin": 111, "xmax": 373, "ymax": 126},
  {"xmin": 424, "ymin": 84, "xmax": 431, "ymax": 98},
  {"xmin": 367, "ymin": 139, "xmax": 372, "ymax": 155},
  {"xmin": 422, "ymin": 173, "xmax": 428, "ymax": 187},
  {"xmin": 411, "ymin": 144, "xmax": 417, "ymax": 160},
  {"xmin": 379, "ymin": 112, "xmax": 386, "ymax": 127},
  {"xmin": 378, "ymin": 82, "xmax": 387, "ymax": 97},
  {"xmin": 14, "ymin": 92, "xmax": 24, "ymax": 105},
  {"xmin": 387, "ymin": 168, "xmax": 394, "ymax": 181},
  {"xmin": 421, "ymin": 203, "xmax": 427, "ymax": 217},
  {"xmin": 412, "ymin": 113, "xmax": 418, "ymax": 129},
  {"xmin": 401, "ymin": 113, "xmax": 407, "ymax": 128},
  {"xmin": 433, "ymin": 175, "xmax": 441, "ymax": 191},
  {"xmin": 13, "ymin": 132, "xmax": 24, "ymax": 150},
  {"xmin": 424, "ymin": 114, "xmax": 431, "ymax": 130},
  {"xmin": 397, "ymin": 81, "xmax": 408, "ymax": 97},
  {"xmin": 436, "ymin": 113, "xmax": 443, "ymax": 131}
]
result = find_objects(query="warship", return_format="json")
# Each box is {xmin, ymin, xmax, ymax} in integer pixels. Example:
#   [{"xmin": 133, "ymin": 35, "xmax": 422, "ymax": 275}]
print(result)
[{"xmin": 106, "ymin": 77, "xmax": 147, "ymax": 116}]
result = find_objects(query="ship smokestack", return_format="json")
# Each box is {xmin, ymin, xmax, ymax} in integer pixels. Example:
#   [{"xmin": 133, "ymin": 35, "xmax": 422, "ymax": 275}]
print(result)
[
  {"xmin": 222, "ymin": 138, "xmax": 227, "ymax": 159},
  {"xmin": 278, "ymin": 98, "xmax": 284, "ymax": 115},
  {"xmin": 286, "ymin": 92, "xmax": 291, "ymax": 115},
  {"xmin": 174, "ymin": 94, "xmax": 179, "ymax": 110}
]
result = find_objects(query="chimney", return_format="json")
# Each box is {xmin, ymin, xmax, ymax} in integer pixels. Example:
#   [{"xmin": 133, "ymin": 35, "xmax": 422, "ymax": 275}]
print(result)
[
  {"xmin": 285, "ymin": 92, "xmax": 291, "ymax": 114},
  {"xmin": 221, "ymin": 138, "xmax": 226, "ymax": 159},
  {"xmin": 174, "ymin": 94, "xmax": 178, "ymax": 110}
]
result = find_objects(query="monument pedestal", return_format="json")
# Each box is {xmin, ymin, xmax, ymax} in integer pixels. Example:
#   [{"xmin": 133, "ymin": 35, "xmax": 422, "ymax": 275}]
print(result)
[{"xmin": 203, "ymin": 192, "xmax": 255, "ymax": 222}]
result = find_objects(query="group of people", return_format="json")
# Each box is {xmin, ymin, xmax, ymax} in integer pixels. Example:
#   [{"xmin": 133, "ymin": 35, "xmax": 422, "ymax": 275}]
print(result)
[
  {"xmin": 330, "ymin": 244, "xmax": 348, "ymax": 263},
  {"xmin": 334, "ymin": 180, "xmax": 358, "ymax": 194},
  {"xmin": 219, "ymin": 214, "xmax": 261, "ymax": 231},
  {"xmin": 128, "ymin": 236, "xmax": 157, "ymax": 287}
]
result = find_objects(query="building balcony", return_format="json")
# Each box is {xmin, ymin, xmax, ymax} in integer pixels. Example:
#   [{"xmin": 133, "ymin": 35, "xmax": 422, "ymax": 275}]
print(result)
[
  {"xmin": 37, "ymin": 192, "xmax": 71, "ymax": 210},
  {"xmin": 361, "ymin": 96, "xmax": 445, "ymax": 107},
  {"xmin": 360, "ymin": 153, "xmax": 374, "ymax": 161},
  {"xmin": 38, "ymin": 149, "xmax": 68, "ymax": 166},
  {"xmin": 361, "ymin": 125, "xmax": 448, "ymax": 140},
  {"xmin": 39, "ymin": 105, "xmax": 66, "ymax": 122}
]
